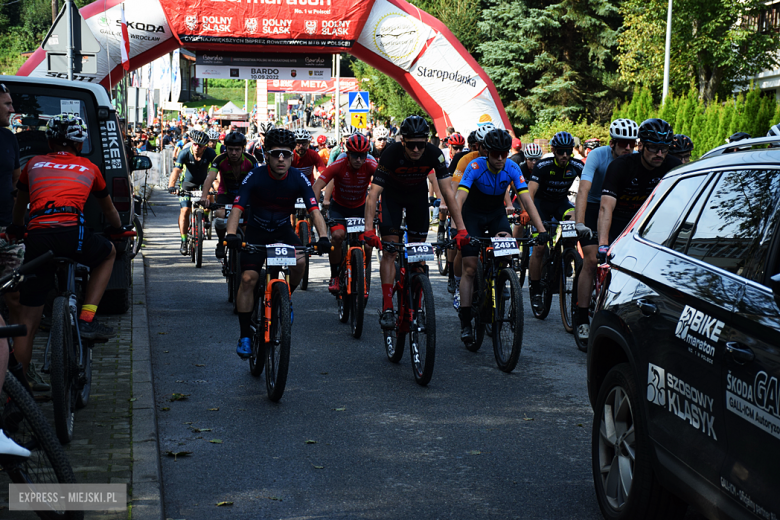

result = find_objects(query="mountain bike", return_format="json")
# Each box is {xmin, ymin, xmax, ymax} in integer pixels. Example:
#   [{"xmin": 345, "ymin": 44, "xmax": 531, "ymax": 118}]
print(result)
[
  {"xmin": 0, "ymin": 251, "xmax": 84, "ymax": 520},
  {"xmin": 381, "ymin": 240, "xmax": 436, "ymax": 386},
  {"xmin": 435, "ymin": 212, "xmax": 451, "ymax": 276},
  {"xmin": 509, "ymin": 213, "xmax": 531, "ymax": 288},
  {"xmin": 180, "ymin": 190, "xmax": 208, "ymax": 268},
  {"xmin": 211, "ymin": 203, "xmax": 244, "ymax": 314},
  {"xmin": 572, "ymin": 239, "xmax": 608, "ymax": 353},
  {"xmin": 459, "ymin": 235, "xmax": 526, "ymax": 372},
  {"xmin": 293, "ymin": 198, "xmax": 312, "ymax": 290},
  {"xmin": 329, "ymin": 217, "xmax": 370, "ymax": 339}
]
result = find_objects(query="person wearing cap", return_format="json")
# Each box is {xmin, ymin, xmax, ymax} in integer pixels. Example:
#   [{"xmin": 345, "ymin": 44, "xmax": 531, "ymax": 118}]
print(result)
[{"xmin": 508, "ymin": 137, "xmax": 525, "ymax": 167}]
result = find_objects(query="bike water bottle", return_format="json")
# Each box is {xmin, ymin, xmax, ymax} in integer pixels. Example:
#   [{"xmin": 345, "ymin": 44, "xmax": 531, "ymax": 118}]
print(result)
[{"xmin": 68, "ymin": 294, "xmax": 78, "ymax": 325}]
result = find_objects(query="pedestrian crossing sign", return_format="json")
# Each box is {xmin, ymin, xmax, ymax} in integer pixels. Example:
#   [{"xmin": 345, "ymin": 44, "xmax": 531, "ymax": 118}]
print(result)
[
  {"xmin": 348, "ymin": 91, "xmax": 369, "ymax": 113},
  {"xmin": 351, "ymin": 112, "xmax": 367, "ymax": 129}
]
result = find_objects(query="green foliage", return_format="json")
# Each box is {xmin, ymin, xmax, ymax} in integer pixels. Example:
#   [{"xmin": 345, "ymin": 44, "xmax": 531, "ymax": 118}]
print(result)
[{"xmin": 521, "ymin": 117, "xmax": 609, "ymax": 147}]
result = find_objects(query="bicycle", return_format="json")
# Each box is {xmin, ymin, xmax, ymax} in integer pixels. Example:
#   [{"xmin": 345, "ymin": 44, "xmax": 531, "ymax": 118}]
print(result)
[
  {"xmin": 381, "ymin": 240, "xmax": 436, "ymax": 386},
  {"xmin": 210, "ymin": 203, "xmax": 244, "ymax": 313},
  {"xmin": 435, "ymin": 212, "xmax": 451, "ymax": 277},
  {"xmin": 0, "ymin": 251, "xmax": 84, "ymax": 520},
  {"xmin": 328, "ymin": 217, "xmax": 370, "ymax": 339},
  {"xmin": 179, "ymin": 190, "xmax": 207, "ymax": 268},
  {"xmin": 293, "ymin": 198, "xmax": 312, "ymax": 290},
  {"xmin": 572, "ymin": 240, "xmax": 608, "ymax": 353},
  {"xmin": 508, "ymin": 213, "xmax": 532, "ymax": 288},
  {"xmin": 530, "ymin": 220, "xmax": 582, "ymax": 333},
  {"xmin": 458, "ymin": 234, "xmax": 526, "ymax": 372}
]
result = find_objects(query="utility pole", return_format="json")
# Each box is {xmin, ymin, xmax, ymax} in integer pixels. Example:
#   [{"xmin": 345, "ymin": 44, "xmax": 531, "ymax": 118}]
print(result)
[
  {"xmin": 65, "ymin": 0, "xmax": 74, "ymax": 81},
  {"xmin": 662, "ymin": 0, "xmax": 673, "ymax": 103},
  {"xmin": 52, "ymin": 0, "xmax": 58, "ymax": 24},
  {"xmin": 335, "ymin": 54, "xmax": 341, "ymax": 143}
]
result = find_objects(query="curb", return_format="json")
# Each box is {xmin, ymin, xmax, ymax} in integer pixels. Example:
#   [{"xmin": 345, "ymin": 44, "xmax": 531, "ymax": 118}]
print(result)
[{"xmin": 130, "ymin": 253, "xmax": 164, "ymax": 520}]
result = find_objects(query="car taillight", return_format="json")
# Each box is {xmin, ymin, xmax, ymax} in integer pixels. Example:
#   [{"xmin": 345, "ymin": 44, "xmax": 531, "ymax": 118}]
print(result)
[{"xmin": 113, "ymin": 178, "xmax": 131, "ymax": 212}]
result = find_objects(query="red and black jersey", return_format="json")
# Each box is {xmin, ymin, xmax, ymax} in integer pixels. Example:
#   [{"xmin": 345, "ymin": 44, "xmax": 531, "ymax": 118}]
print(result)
[
  {"xmin": 18, "ymin": 152, "xmax": 108, "ymax": 230},
  {"xmin": 317, "ymin": 155, "xmax": 377, "ymax": 209},
  {"xmin": 373, "ymin": 141, "xmax": 450, "ymax": 191},
  {"xmin": 291, "ymin": 148, "xmax": 326, "ymax": 184}
]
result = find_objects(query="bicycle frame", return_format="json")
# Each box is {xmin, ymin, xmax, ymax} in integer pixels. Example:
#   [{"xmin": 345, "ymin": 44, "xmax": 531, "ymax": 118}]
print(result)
[{"xmin": 43, "ymin": 259, "xmax": 88, "ymax": 373}]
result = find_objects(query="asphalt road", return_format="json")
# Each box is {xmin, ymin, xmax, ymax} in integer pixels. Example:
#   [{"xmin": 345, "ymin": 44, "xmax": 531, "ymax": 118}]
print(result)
[{"xmin": 143, "ymin": 190, "xmax": 602, "ymax": 519}]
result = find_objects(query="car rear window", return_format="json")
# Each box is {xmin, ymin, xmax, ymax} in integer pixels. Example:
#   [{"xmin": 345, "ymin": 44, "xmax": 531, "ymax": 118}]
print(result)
[{"xmin": 10, "ymin": 93, "xmax": 92, "ymax": 156}]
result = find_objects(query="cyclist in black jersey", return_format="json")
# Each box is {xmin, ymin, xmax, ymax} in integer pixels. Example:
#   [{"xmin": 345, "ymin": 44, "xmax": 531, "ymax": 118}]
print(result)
[
  {"xmin": 509, "ymin": 142, "xmax": 544, "ymax": 242},
  {"xmin": 167, "ymin": 129, "xmax": 218, "ymax": 255},
  {"xmin": 362, "ymin": 115, "xmax": 467, "ymax": 329},
  {"xmin": 527, "ymin": 131, "xmax": 584, "ymax": 312}
]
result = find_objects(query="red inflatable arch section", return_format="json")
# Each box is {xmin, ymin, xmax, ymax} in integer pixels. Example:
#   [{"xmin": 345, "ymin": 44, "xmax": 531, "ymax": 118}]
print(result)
[{"xmin": 18, "ymin": 0, "xmax": 510, "ymax": 137}]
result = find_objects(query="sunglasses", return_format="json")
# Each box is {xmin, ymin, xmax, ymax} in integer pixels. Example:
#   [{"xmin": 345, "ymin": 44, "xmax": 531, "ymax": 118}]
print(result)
[
  {"xmin": 527, "ymin": 157, "xmax": 540, "ymax": 163},
  {"xmin": 554, "ymin": 148, "xmax": 573, "ymax": 156},
  {"xmin": 377, "ymin": 138, "xmax": 387, "ymax": 142},
  {"xmin": 266, "ymin": 149, "xmax": 294, "ymax": 159},
  {"xmin": 616, "ymin": 139, "xmax": 636, "ymax": 148},
  {"xmin": 489, "ymin": 150, "xmax": 509, "ymax": 160},
  {"xmin": 348, "ymin": 151, "xmax": 368, "ymax": 160},
  {"xmin": 451, "ymin": 145, "xmax": 464, "ymax": 151},
  {"xmin": 404, "ymin": 141, "xmax": 426, "ymax": 151},
  {"xmin": 644, "ymin": 144, "xmax": 669, "ymax": 155},
  {"xmin": 0, "ymin": 83, "xmax": 9, "ymax": 94}
]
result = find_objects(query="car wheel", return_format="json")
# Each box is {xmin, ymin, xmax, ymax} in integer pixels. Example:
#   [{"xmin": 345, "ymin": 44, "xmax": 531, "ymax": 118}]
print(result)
[{"xmin": 592, "ymin": 363, "xmax": 687, "ymax": 520}]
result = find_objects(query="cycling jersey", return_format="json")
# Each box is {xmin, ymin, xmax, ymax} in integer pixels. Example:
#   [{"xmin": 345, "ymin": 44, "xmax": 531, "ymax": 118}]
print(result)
[
  {"xmin": 18, "ymin": 152, "xmax": 108, "ymax": 230},
  {"xmin": 317, "ymin": 155, "xmax": 377, "ymax": 208},
  {"xmin": 448, "ymin": 149, "xmax": 470, "ymax": 176},
  {"xmin": 508, "ymin": 151, "xmax": 526, "ymax": 166},
  {"xmin": 291, "ymin": 148, "xmax": 325, "ymax": 184},
  {"xmin": 175, "ymin": 147, "xmax": 217, "ymax": 186},
  {"xmin": 580, "ymin": 145, "xmax": 616, "ymax": 204},
  {"xmin": 529, "ymin": 157, "xmax": 584, "ymax": 203},
  {"xmin": 233, "ymin": 165, "xmax": 318, "ymax": 233},
  {"xmin": 328, "ymin": 145, "xmax": 343, "ymax": 165},
  {"xmin": 373, "ymin": 141, "xmax": 450, "ymax": 191},
  {"xmin": 452, "ymin": 151, "xmax": 480, "ymax": 185},
  {"xmin": 458, "ymin": 157, "xmax": 527, "ymax": 211},
  {"xmin": 208, "ymin": 152, "xmax": 257, "ymax": 196},
  {"xmin": 318, "ymin": 147, "xmax": 330, "ymax": 163}
]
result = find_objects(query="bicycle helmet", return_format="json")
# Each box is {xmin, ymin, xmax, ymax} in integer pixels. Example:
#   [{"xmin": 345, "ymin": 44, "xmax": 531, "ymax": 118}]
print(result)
[
  {"xmin": 728, "ymin": 131, "xmax": 751, "ymax": 143},
  {"xmin": 583, "ymin": 138, "xmax": 600, "ymax": 150},
  {"xmin": 448, "ymin": 133, "xmax": 465, "ymax": 147},
  {"xmin": 767, "ymin": 124, "xmax": 780, "ymax": 138},
  {"xmin": 474, "ymin": 123, "xmax": 496, "ymax": 143},
  {"xmin": 327, "ymin": 137, "xmax": 337, "ymax": 148},
  {"xmin": 374, "ymin": 126, "xmax": 390, "ymax": 140},
  {"xmin": 481, "ymin": 129, "xmax": 512, "ymax": 152},
  {"xmin": 207, "ymin": 128, "xmax": 220, "ymax": 141},
  {"xmin": 524, "ymin": 143, "xmax": 543, "ymax": 158},
  {"xmin": 259, "ymin": 122, "xmax": 275, "ymax": 134},
  {"xmin": 549, "ymin": 131, "xmax": 575, "ymax": 148},
  {"xmin": 670, "ymin": 134, "xmax": 694, "ymax": 154},
  {"xmin": 46, "ymin": 113, "xmax": 88, "ymax": 146},
  {"xmin": 638, "ymin": 118, "xmax": 673, "ymax": 145},
  {"xmin": 188, "ymin": 129, "xmax": 210, "ymax": 146},
  {"xmin": 609, "ymin": 119, "xmax": 639, "ymax": 140},
  {"xmin": 400, "ymin": 115, "xmax": 429, "ymax": 139},
  {"xmin": 316, "ymin": 134, "xmax": 327, "ymax": 146},
  {"xmin": 346, "ymin": 133, "xmax": 370, "ymax": 153},
  {"xmin": 343, "ymin": 125, "xmax": 357, "ymax": 137},
  {"xmin": 224, "ymin": 131, "xmax": 247, "ymax": 148},
  {"xmin": 264, "ymin": 128, "xmax": 297, "ymax": 150},
  {"xmin": 293, "ymin": 128, "xmax": 311, "ymax": 142},
  {"xmin": 467, "ymin": 131, "xmax": 478, "ymax": 147}
]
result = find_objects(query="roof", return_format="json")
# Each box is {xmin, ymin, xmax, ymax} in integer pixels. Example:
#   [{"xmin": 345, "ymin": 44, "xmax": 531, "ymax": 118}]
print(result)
[
  {"xmin": 217, "ymin": 101, "xmax": 247, "ymax": 115},
  {"xmin": 0, "ymin": 74, "xmax": 113, "ymax": 107}
]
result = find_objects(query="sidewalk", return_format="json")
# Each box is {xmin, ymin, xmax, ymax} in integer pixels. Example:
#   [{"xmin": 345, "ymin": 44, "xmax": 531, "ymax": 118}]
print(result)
[{"xmin": 0, "ymin": 256, "xmax": 162, "ymax": 520}]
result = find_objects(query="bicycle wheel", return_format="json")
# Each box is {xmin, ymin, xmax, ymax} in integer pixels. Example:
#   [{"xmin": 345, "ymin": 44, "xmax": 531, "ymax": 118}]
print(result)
[
  {"xmin": 49, "ymin": 297, "xmax": 75, "ymax": 445},
  {"xmin": 364, "ymin": 247, "xmax": 372, "ymax": 297},
  {"xmin": 410, "ymin": 274, "xmax": 436, "ymax": 386},
  {"xmin": 2, "ymin": 372, "xmax": 84, "ymax": 520},
  {"xmin": 493, "ymin": 268, "xmax": 524, "ymax": 373},
  {"xmin": 466, "ymin": 259, "xmax": 486, "ymax": 353},
  {"xmin": 189, "ymin": 219, "xmax": 196, "ymax": 263},
  {"xmin": 384, "ymin": 287, "xmax": 405, "ymax": 363},
  {"xmin": 249, "ymin": 278, "xmax": 265, "ymax": 377},
  {"xmin": 517, "ymin": 230, "xmax": 530, "ymax": 288},
  {"xmin": 298, "ymin": 221, "xmax": 310, "ymax": 291},
  {"xmin": 436, "ymin": 248, "xmax": 448, "ymax": 276},
  {"xmin": 206, "ymin": 211, "xmax": 213, "ymax": 240},
  {"xmin": 195, "ymin": 211, "xmax": 204, "ymax": 268},
  {"xmin": 266, "ymin": 282, "xmax": 291, "ymax": 402},
  {"xmin": 572, "ymin": 264, "xmax": 589, "ymax": 353},
  {"xmin": 559, "ymin": 248, "xmax": 582, "ymax": 334},
  {"xmin": 129, "ymin": 214, "xmax": 143, "ymax": 260},
  {"xmin": 349, "ymin": 248, "xmax": 364, "ymax": 339},
  {"xmin": 231, "ymin": 251, "xmax": 241, "ymax": 314},
  {"xmin": 532, "ymin": 250, "xmax": 553, "ymax": 320},
  {"xmin": 75, "ymin": 344, "xmax": 92, "ymax": 409},
  {"xmin": 226, "ymin": 250, "xmax": 234, "ymax": 303}
]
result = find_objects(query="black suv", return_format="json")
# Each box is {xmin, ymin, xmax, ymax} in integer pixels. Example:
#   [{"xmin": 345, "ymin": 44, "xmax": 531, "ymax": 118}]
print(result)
[
  {"xmin": 4, "ymin": 75, "xmax": 149, "ymax": 313},
  {"xmin": 587, "ymin": 137, "xmax": 780, "ymax": 520}
]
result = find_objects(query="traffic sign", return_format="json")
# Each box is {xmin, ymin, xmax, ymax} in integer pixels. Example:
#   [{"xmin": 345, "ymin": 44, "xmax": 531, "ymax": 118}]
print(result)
[
  {"xmin": 348, "ymin": 91, "xmax": 369, "ymax": 113},
  {"xmin": 351, "ymin": 112, "xmax": 367, "ymax": 129}
]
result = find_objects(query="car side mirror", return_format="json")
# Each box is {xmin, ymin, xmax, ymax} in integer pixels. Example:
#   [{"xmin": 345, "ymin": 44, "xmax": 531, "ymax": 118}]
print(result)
[
  {"xmin": 131, "ymin": 156, "xmax": 152, "ymax": 171},
  {"xmin": 772, "ymin": 273, "xmax": 780, "ymax": 310}
]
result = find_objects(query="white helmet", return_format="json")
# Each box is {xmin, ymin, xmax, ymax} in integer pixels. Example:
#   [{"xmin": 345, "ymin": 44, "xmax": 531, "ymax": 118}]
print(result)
[
  {"xmin": 767, "ymin": 123, "xmax": 780, "ymax": 137},
  {"xmin": 294, "ymin": 128, "xmax": 311, "ymax": 142},
  {"xmin": 524, "ymin": 143, "xmax": 543, "ymax": 159},
  {"xmin": 475, "ymin": 123, "xmax": 496, "ymax": 143},
  {"xmin": 374, "ymin": 126, "xmax": 390, "ymax": 140},
  {"xmin": 609, "ymin": 118, "xmax": 639, "ymax": 139},
  {"xmin": 343, "ymin": 125, "xmax": 357, "ymax": 136},
  {"xmin": 206, "ymin": 129, "xmax": 220, "ymax": 141}
]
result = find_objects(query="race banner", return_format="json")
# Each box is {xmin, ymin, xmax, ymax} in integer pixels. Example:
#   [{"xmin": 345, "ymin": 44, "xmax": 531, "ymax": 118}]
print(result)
[{"xmin": 266, "ymin": 78, "xmax": 360, "ymax": 93}]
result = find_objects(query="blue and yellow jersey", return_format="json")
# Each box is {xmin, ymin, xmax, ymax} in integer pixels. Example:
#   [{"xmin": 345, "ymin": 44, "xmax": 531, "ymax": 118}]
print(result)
[{"xmin": 458, "ymin": 157, "xmax": 527, "ymax": 211}]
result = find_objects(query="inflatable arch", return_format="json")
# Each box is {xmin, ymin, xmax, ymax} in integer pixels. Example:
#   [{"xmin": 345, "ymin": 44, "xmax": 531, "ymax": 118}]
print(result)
[{"xmin": 18, "ymin": 0, "xmax": 510, "ymax": 137}]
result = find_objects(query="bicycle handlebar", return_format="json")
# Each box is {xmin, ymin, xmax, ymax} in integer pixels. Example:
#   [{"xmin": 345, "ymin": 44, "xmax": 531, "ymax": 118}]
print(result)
[
  {"xmin": 0, "ymin": 250, "xmax": 55, "ymax": 292},
  {"xmin": 0, "ymin": 324, "xmax": 27, "ymax": 339}
]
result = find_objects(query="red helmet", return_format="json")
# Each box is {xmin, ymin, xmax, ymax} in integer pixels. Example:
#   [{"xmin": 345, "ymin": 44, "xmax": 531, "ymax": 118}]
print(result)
[
  {"xmin": 448, "ymin": 133, "xmax": 465, "ymax": 146},
  {"xmin": 316, "ymin": 134, "xmax": 327, "ymax": 146},
  {"xmin": 346, "ymin": 133, "xmax": 370, "ymax": 153}
]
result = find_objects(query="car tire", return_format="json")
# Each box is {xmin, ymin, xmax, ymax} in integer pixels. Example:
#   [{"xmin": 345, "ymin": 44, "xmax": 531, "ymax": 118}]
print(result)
[{"xmin": 592, "ymin": 363, "xmax": 687, "ymax": 520}]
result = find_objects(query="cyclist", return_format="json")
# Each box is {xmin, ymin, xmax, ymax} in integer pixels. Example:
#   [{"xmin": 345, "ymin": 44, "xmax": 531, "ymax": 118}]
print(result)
[
  {"xmin": 527, "ymin": 131, "xmax": 585, "ymax": 313},
  {"xmin": 456, "ymin": 129, "xmax": 548, "ymax": 342},
  {"xmin": 669, "ymin": 134, "xmax": 694, "ymax": 164},
  {"xmin": 362, "ymin": 115, "xmax": 466, "ymax": 329},
  {"xmin": 292, "ymin": 128, "xmax": 326, "ymax": 185},
  {"xmin": 509, "ymin": 142, "xmax": 544, "ymax": 241},
  {"xmin": 598, "ymin": 118, "xmax": 681, "ymax": 261},
  {"xmin": 224, "ymin": 128, "xmax": 330, "ymax": 358},
  {"xmin": 311, "ymin": 133, "xmax": 377, "ymax": 293},
  {"xmin": 8, "ymin": 114, "xmax": 122, "ymax": 380},
  {"xmin": 167, "ymin": 130, "xmax": 218, "ymax": 255},
  {"xmin": 447, "ymin": 133, "xmax": 466, "ymax": 162},
  {"xmin": 207, "ymin": 128, "xmax": 224, "ymax": 155},
  {"xmin": 573, "ymin": 118, "xmax": 638, "ymax": 341},
  {"xmin": 329, "ymin": 128, "xmax": 354, "ymax": 165},
  {"xmin": 316, "ymin": 134, "xmax": 330, "ymax": 163},
  {"xmin": 373, "ymin": 126, "xmax": 390, "ymax": 158},
  {"xmin": 199, "ymin": 131, "xmax": 257, "ymax": 258},
  {"xmin": 728, "ymin": 131, "xmax": 751, "ymax": 143},
  {"xmin": 508, "ymin": 137, "xmax": 524, "ymax": 166}
]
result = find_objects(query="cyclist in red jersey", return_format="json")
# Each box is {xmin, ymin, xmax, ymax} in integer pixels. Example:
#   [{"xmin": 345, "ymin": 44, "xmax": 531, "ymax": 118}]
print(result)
[
  {"xmin": 312, "ymin": 133, "xmax": 377, "ymax": 292},
  {"xmin": 7, "ymin": 114, "xmax": 123, "ymax": 377},
  {"xmin": 291, "ymin": 128, "xmax": 325, "ymax": 184}
]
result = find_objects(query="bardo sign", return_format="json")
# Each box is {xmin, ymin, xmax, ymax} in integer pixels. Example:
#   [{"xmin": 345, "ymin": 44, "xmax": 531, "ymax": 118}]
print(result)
[{"xmin": 195, "ymin": 65, "xmax": 330, "ymax": 81}]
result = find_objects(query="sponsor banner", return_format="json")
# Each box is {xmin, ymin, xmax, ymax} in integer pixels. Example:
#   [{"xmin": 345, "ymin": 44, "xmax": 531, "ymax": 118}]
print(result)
[
  {"xmin": 196, "ymin": 53, "xmax": 330, "ymax": 68},
  {"xmin": 647, "ymin": 363, "xmax": 718, "ymax": 440},
  {"xmin": 196, "ymin": 65, "xmax": 330, "ymax": 81},
  {"xmin": 356, "ymin": 0, "xmax": 433, "ymax": 71},
  {"xmin": 445, "ymin": 88, "xmax": 506, "ymax": 137},
  {"xmin": 266, "ymin": 78, "xmax": 359, "ymax": 93},
  {"xmin": 162, "ymin": 0, "xmax": 374, "ymax": 47},
  {"xmin": 153, "ymin": 53, "xmax": 172, "ymax": 103},
  {"xmin": 726, "ymin": 370, "xmax": 780, "ymax": 441},
  {"xmin": 171, "ymin": 49, "xmax": 182, "ymax": 103}
]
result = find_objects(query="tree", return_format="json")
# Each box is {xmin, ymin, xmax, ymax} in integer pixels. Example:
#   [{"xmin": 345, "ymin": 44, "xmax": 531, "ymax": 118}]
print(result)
[{"xmin": 617, "ymin": 0, "xmax": 780, "ymax": 102}]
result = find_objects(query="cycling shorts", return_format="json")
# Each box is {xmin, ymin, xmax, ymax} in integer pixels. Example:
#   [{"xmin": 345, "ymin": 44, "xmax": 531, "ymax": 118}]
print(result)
[
  {"xmin": 240, "ymin": 225, "xmax": 301, "ymax": 274},
  {"xmin": 20, "ymin": 227, "xmax": 113, "ymax": 307},
  {"xmin": 581, "ymin": 201, "xmax": 600, "ymax": 248},
  {"xmin": 179, "ymin": 181, "xmax": 203, "ymax": 209},
  {"xmin": 534, "ymin": 198, "xmax": 574, "ymax": 224},
  {"xmin": 378, "ymin": 188, "xmax": 429, "ymax": 240},
  {"xmin": 461, "ymin": 207, "xmax": 512, "ymax": 258},
  {"xmin": 328, "ymin": 201, "xmax": 365, "ymax": 232}
]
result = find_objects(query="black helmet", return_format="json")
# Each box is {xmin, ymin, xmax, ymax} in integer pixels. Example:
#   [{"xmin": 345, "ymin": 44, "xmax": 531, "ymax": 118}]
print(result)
[
  {"xmin": 467, "ymin": 130, "xmax": 478, "ymax": 146},
  {"xmin": 482, "ymin": 129, "xmax": 512, "ymax": 152},
  {"xmin": 400, "ymin": 115, "xmax": 429, "ymax": 139},
  {"xmin": 728, "ymin": 131, "xmax": 751, "ymax": 143},
  {"xmin": 188, "ymin": 129, "xmax": 209, "ymax": 146},
  {"xmin": 549, "ymin": 131, "xmax": 574, "ymax": 148},
  {"xmin": 670, "ymin": 134, "xmax": 694, "ymax": 154},
  {"xmin": 224, "ymin": 131, "xmax": 247, "ymax": 148},
  {"xmin": 638, "ymin": 118, "xmax": 673, "ymax": 145},
  {"xmin": 264, "ymin": 128, "xmax": 297, "ymax": 150}
]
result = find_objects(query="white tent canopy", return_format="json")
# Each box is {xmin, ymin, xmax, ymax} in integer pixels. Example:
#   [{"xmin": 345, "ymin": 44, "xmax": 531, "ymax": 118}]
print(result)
[{"xmin": 215, "ymin": 101, "xmax": 248, "ymax": 118}]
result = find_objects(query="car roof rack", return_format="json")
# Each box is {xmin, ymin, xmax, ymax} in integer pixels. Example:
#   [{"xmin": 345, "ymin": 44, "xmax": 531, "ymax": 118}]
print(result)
[{"xmin": 701, "ymin": 136, "xmax": 780, "ymax": 159}]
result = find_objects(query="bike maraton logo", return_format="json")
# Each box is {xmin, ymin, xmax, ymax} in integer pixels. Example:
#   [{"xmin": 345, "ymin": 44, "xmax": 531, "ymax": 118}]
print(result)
[
  {"xmin": 674, "ymin": 305, "xmax": 724, "ymax": 362},
  {"xmin": 647, "ymin": 363, "xmax": 666, "ymax": 406},
  {"xmin": 373, "ymin": 13, "xmax": 419, "ymax": 61}
]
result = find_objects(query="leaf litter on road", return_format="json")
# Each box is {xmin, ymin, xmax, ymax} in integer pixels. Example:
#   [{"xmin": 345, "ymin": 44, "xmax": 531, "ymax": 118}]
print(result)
[
  {"xmin": 165, "ymin": 451, "xmax": 192, "ymax": 461},
  {"xmin": 170, "ymin": 393, "xmax": 189, "ymax": 401}
]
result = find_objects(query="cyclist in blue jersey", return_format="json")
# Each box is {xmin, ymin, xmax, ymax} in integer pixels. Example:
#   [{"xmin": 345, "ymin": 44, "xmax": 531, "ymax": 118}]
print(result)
[{"xmin": 455, "ymin": 129, "xmax": 548, "ymax": 343}]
